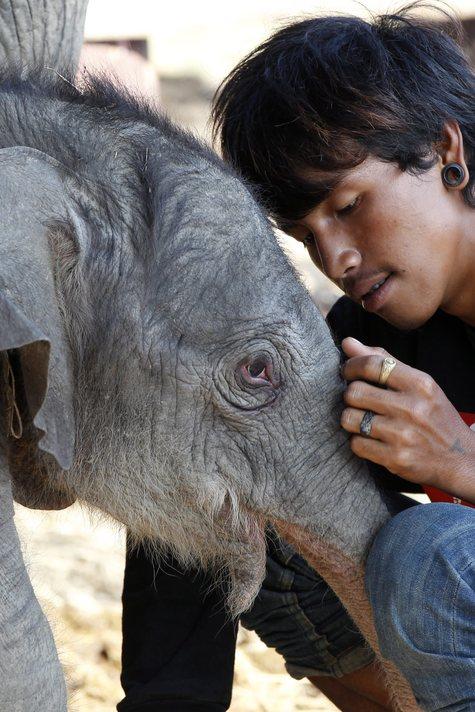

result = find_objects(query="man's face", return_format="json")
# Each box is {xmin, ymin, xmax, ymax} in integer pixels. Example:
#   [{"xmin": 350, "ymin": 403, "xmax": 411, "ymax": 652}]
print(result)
[{"xmin": 287, "ymin": 156, "xmax": 465, "ymax": 330}]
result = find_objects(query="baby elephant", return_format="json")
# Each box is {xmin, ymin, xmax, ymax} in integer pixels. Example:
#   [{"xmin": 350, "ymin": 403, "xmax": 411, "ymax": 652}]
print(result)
[{"xmin": 0, "ymin": 74, "xmax": 417, "ymax": 710}]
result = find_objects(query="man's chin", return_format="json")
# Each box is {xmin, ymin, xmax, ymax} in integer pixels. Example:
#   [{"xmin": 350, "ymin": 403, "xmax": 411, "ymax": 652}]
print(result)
[{"xmin": 379, "ymin": 306, "xmax": 437, "ymax": 332}]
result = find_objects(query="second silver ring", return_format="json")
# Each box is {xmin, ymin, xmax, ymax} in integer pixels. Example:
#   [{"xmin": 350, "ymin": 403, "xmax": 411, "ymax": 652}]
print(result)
[{"xmin": 359, "ymin": 410, "xmax": 375, "ymax": 438}]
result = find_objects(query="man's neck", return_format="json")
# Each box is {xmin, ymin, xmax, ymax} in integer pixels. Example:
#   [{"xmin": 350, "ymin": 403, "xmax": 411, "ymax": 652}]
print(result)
[{"xmin": 441, "ymin": 212, "xmax": 475, "ymax": 326}]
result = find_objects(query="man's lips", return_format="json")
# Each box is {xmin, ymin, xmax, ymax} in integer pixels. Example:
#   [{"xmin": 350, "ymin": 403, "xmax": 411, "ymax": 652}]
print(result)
[{"xmin": 344, "ymin": 272, "xmax": 393, "ymax": 301}]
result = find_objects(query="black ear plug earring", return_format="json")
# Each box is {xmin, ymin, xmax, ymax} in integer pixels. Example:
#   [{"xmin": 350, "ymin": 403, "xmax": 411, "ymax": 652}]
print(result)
[{"xmin": 441, "ymin": 162, "xmax": 465, "ymax": 188}]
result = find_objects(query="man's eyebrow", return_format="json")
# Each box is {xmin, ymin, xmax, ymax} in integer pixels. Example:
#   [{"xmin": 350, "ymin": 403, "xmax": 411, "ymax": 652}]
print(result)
[
  {"xmin": 291, "ymin": 173, "xmax": 348, "ymax": 210},
  {"xmin": 298, "ymin": 167, "xmax": 346, "ymax": 192},
  {"xmin": 277, "ymin": 184, "xmax": 338, "ymax": 230},
  {"xmin": 275, "ymin": 170, "xmax": 356, "ymax": 232},
  {"xmin": 333, "ymin": 172, "xmax": 361, "ymax": 190}
]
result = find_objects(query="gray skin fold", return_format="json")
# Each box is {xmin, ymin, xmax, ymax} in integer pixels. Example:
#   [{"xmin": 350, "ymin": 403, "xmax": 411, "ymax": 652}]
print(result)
[{"xmin": 0, "ymin": 2, "xmax": 420, "ymax": 710}]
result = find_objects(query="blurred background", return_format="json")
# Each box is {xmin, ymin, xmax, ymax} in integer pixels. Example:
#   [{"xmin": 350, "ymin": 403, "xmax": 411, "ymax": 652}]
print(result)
[
  {"xmin": 80, "ymin": 0, "xmax": 475, "ymax": 314},
  {"xmin": 16, "ymin": 1, "xmax": 474, "ymax": 710}
]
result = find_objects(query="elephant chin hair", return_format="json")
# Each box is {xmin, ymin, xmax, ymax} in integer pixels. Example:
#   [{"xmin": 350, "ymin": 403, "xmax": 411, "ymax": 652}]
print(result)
[{"xmin": 37, "ymin": 385, "xmax": 268, "ymax": 616}]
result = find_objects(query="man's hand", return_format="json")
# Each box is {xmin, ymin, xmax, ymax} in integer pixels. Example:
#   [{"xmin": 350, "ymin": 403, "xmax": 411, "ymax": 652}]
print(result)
[{"xmin": 339, "ymin": 337, "xmax": 475, "ymax": 502}]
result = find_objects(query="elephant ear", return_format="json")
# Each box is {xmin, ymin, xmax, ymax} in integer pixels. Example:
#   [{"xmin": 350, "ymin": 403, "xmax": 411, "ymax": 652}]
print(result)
[{"xmin": 0, "ymin": 146, "xmax": 77, "ymax": 509}]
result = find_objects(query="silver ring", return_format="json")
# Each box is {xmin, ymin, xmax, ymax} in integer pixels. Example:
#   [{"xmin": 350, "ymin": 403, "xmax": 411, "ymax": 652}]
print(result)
[{"xmin": 360, "ymin": 410, "xmax": 375, "ymax": 438}]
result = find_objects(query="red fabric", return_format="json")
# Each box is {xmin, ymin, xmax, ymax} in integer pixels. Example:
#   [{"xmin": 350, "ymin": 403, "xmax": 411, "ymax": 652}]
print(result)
[{"xmin": 422, "ymin": 412, "xmax": 475, "ymax": 508}]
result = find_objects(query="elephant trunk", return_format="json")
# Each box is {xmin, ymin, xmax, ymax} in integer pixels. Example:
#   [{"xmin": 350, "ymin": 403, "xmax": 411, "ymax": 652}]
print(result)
[
  {"xmin": 275, "ymin": 519, "xmax": 421, "ymax": 712},
  {"xmin": 0, "ymin": 0, "xmax": 89, "ymax": 75}
]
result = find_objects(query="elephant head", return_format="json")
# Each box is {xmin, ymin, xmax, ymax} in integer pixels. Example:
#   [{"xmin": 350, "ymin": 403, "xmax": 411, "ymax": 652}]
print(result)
[{"xmin": 0, "ymin": 75, "xmax": 387, "ymax": 580}]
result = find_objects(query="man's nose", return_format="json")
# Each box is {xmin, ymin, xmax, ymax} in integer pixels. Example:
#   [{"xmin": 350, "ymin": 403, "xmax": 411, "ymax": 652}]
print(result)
[{"xmin": 319, "ymin": 242, "xmax": 362, "ymax": 283}]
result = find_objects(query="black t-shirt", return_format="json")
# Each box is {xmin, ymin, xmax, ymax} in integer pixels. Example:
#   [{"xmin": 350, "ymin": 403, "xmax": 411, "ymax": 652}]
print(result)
[
  {"xmin": 328, "ymin": 298, "xmax": 475, "ymax": 496},
  {"xmin": 328, "ymin": 297, "xmax": 475, "ymax": 415},
  {"xmin": 118, "ymin": 298, "xmax": 475, "ymax": 712}
]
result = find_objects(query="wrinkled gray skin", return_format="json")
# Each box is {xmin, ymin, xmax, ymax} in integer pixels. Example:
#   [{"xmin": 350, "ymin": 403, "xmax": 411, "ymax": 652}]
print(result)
[
  {"xmin": 0, "ymin": 2, "xmax": 419, "ymax": 710},
  {"xmin": 0, "ymin": 0, "xmax": 87, "ymax": 72}
]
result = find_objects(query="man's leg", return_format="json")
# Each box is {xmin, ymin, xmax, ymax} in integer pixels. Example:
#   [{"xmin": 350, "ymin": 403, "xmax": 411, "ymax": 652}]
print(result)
[
  {"xmin": 366, "ymin": 503, "xmax": 475, "ymax": 712},
  {"xmin": 119, "ymin": 529, "xmax": 393, "ymax": 712},
  {"xmin": 118, "ymin": 541, "xmax": 237, "ymax": 712},
  {"xmin": 310, "ymin": 662, "xmax": 392, "ymax": 711},
  {"xmin": 241, "ymin": 529, "xmax": 392, "ymax": 710}
]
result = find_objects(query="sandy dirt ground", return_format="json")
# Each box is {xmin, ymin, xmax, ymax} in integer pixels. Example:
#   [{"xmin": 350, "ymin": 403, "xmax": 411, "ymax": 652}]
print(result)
[{"xmin": 15, "ymin": 505, "xmax": 338, "ymax": 712}]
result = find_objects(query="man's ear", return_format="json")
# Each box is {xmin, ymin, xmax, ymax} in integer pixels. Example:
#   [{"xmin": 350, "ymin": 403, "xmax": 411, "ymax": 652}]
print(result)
[
  {"xmin": 438, "ymin": 120, "xmax": 470, "ymax": 190},
  {"xmin": 0, "ymin": 146, "xmax": 80, "ymax": 509}
]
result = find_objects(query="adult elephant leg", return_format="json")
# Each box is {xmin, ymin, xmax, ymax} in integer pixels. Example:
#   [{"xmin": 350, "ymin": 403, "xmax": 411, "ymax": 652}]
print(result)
[
  {"xmin": 0, "ymin": 0, "xmax": 89, "ymax": 73},
  {"xmin": 0, "ymin": 455, "xmax": 67, "ymax": 712}
]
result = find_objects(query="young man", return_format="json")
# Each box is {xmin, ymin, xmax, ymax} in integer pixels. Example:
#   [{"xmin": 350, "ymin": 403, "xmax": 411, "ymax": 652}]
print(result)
[{"xmin": 118, "ymin": 8, "xmax": 475, "ymax": 711}]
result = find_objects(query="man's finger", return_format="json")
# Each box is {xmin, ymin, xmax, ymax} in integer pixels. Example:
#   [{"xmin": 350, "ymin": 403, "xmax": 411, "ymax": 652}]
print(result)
[
  {"xmin": 341, "ymin": 353, "xmax": 415, "ymax": 392},
  {"xmin": 341, "ymin": 407, "xmax": 384, "ymax": 439},
  {"xmin": 350, "ymin": 434, "xmax": 392, "ymax": 467},
  {"xmin": 341, "ymin": 337, "xmax": 388, "ymax": 358},
  {"xmin": 343, "ymin": 380, "xmax": 401, "ymax": 413}
]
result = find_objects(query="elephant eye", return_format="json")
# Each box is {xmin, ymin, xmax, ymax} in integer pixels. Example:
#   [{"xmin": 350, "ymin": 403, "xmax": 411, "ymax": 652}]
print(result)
[
  {"xmin": 247, "ymin": 360, "xmax": 267, "ymax": 379},
  {"xmin": 226, "ymin": 355, "xmax": 280, "ymax": 410},
  {"xmin": 242, "ymin": 358, "xmax": 271, "ymax": 384}
]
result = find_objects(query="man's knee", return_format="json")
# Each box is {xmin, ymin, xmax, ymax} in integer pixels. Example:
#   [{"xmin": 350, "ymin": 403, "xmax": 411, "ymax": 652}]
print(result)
[{"xmin": 365, "ymin": 503, "xmax": 475, "ymax": 664}]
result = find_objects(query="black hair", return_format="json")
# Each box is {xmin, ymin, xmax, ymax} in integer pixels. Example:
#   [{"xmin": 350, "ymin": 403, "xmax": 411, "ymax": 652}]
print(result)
[{"xmin": 212, "ymin": 3, "xmax": 475, "ymax": 226}]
